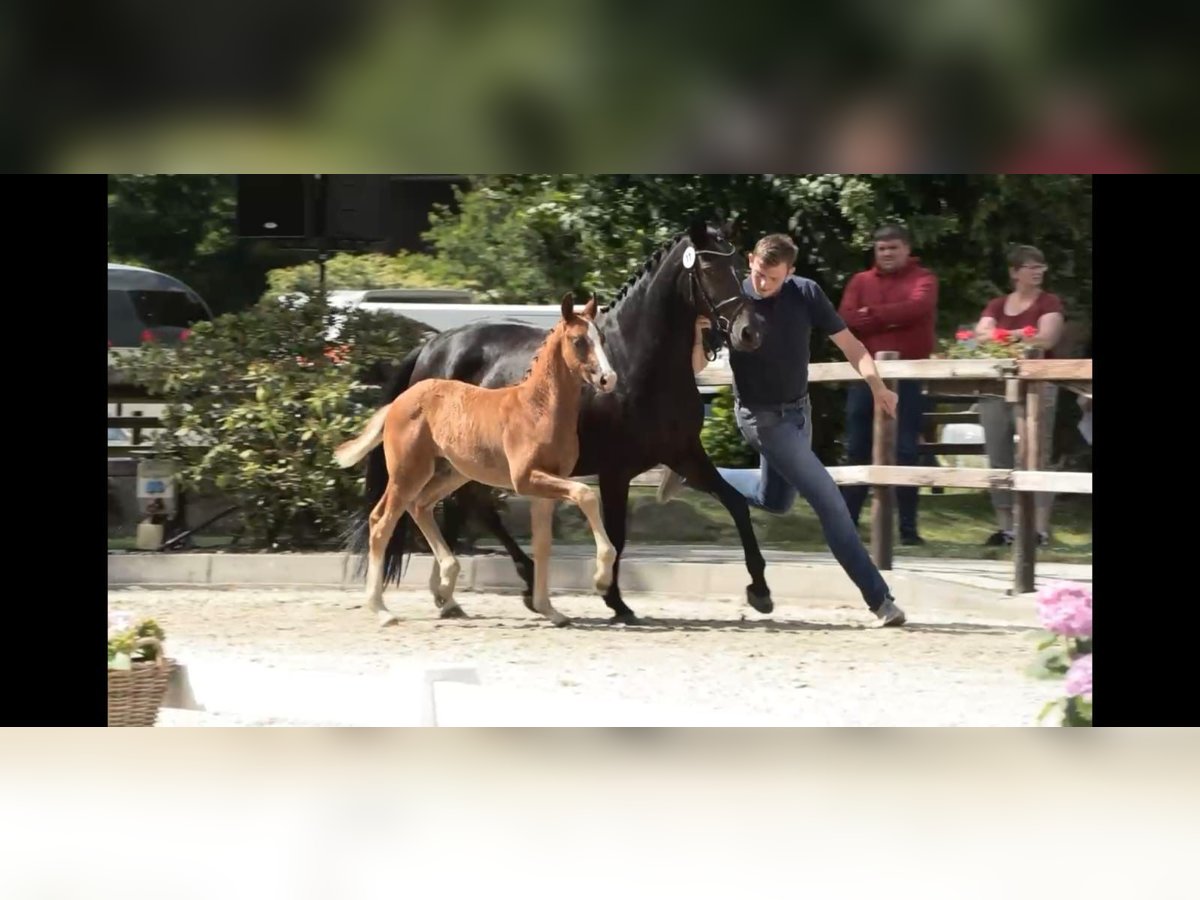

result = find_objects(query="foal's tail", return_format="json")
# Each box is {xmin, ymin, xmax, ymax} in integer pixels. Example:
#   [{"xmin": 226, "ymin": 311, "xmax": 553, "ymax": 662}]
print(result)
[
  {"xmin": 333, "ymin": 405, "xmax": 389, "ymax": 469},
  {"xmin": 342, "ymin": 344, "xmax": 424, "ymax": 587}
]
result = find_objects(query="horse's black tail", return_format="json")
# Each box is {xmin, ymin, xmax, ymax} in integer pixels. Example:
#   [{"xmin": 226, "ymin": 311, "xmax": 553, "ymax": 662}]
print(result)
[{"xmin": 343, "ymin": 344, "xmax": 423, "ymax": 586}]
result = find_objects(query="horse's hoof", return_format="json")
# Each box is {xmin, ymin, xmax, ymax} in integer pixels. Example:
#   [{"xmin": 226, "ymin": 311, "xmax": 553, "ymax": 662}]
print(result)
[
  {"xmin": 521, "ymin": 591, "xmax": 536, "ymax": 613},
  {"xmin": 377, "ymin": 611, "xmax": 400, "ymax": 627},
  {"xmin": 551, "ymin": 615, "xmax": 572, "ymax": 628},
  {"xmin": 746, "ymin": 585, "xmax": 774, "ymax": 614},
  {"xmin": 608, "ymin": 611, "xmax": 640, "ymax": 626},
  {"xmin": 439, "ymin": 604, "xmax": 468, "ymax": 619}
]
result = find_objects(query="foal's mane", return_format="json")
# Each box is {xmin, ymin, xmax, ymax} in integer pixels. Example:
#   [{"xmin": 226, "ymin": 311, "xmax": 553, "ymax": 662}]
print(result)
[{"xmin": 520, "ymin": 312, "xmax": 572, "ymax": 383}]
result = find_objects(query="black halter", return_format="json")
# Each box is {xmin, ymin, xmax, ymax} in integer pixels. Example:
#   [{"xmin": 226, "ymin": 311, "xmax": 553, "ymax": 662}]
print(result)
[{"xmin": 688, "ymin": 244, "xmax": 749, "ymax": 361}]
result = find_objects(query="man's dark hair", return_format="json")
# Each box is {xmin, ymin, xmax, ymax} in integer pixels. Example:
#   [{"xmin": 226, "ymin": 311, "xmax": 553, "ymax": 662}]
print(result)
[
  {"xmin": 872, "ymin": 223, "xmax": 912, "ymax": 245},
  {"xmin": 752, "ymin": 233, "xmax": 799, "ymax": 268}
]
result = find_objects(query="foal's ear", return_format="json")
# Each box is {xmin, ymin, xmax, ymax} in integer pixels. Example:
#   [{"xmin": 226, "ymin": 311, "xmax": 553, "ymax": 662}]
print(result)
[
  {"xmin": 582, "ymin": 295, "xmax": 597, "ymax": 320},
  {"xmin": 560, "ymin": 292, "xmax": 576, "ymax": 322}
]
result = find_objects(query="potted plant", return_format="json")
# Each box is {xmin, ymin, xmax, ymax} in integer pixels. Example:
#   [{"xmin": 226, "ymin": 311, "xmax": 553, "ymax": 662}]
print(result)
[
  {"xmin": 108, "ymin": 610, "xmax": 176, "ymax": 726},
  {"xmin": 937, "ymin": 325, "xmax": 1040, "ymax": 360}
]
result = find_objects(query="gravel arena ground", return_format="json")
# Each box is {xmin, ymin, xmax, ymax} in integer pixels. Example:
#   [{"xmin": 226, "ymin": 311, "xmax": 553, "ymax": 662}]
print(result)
[{"xmin": 110, "ymin": 584, "xmax": 1061, "ymax": 727}]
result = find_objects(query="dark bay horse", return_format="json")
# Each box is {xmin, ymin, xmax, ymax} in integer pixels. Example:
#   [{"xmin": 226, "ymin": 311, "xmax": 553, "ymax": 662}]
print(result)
[
  {"xmin": 346, "ymin": 219, "xmax": 774, "ymax": 624},
  {"xmin": 335, "ymin": 294, "xmax": 617, "ymax": 627}
]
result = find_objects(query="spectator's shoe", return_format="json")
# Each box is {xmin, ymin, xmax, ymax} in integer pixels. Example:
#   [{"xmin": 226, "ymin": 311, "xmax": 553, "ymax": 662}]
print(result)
[
  {"xmin": 656, "ymin": 467, "xmax": 686, "ymax": 504},
  {"xmin": 874, "ymin": 596, "xmax": 907, "ymax": 627},
  {"xmin": 900, "ymin": 531, "xmax": 926, "ymax": 546},
  {"xmin": 985, "ymin": 530, "xmax": 1014, "ymax": 547}
]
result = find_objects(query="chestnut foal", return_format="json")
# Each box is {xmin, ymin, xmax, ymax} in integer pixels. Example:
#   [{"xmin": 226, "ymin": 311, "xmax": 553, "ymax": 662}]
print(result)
[{"xmin": 334, "ymin": 294, "xmax": 618, "ymax": 627}]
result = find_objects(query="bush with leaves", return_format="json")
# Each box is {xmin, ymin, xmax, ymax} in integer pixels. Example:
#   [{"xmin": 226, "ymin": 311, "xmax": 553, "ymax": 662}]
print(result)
[
  {"xmin": 700, "ymin": 387, "xmax": 758, "ymax": 468},
  {"xmin": 112, "ymin": 295, "xmax": 430, "ymax": 548},
  {"xmin": 263, "ymin": 250, "xmax": 472, "ymax": 299}
]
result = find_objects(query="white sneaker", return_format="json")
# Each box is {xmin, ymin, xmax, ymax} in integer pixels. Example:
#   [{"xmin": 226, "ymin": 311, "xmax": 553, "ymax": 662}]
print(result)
[
  {"xmin": 656, "ymin": 468, "xmax": 687, "ymax": 504},
  {"xmin": 873, "ymin": 597, "xmax": 907, "ymax": 627}
]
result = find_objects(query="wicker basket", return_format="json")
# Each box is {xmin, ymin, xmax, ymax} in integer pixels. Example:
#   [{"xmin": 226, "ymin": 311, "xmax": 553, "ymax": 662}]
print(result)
[{"xmin": 108, "ymin": 636, "xmax": 176, "ymax": 726}]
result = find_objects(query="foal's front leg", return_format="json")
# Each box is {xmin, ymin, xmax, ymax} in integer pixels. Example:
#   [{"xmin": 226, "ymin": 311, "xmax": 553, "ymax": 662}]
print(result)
[
  {"xmin": 528, "ymin": 497, "xmax": 569, "ymax": 626},
  {"xmin": 516, "ymin": 469, "xmax": 617, "ymax": 595}
]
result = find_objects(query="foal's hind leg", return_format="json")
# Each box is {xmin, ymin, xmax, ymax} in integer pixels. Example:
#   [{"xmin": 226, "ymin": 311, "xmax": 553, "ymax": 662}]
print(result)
[
  {"xmin": 367, "ymin": 445, "xmax": 437, "ymax": 626},
  {"xmin": 529, "ymin": 497, "xmax": 570, "ymax": 627},
  {"xmin": 366, "ymin": 484, "xmax": 412, "ymax": 627},
  {"xmin": 410, "ymin": 469, "xmax": 471, "ymax": 618}
]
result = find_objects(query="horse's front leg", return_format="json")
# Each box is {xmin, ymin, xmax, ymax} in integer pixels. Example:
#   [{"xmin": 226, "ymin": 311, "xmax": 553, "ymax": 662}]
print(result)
[
  {"xmin": 460, "ymin": 483, "xmax": 536, "ymax": 611},
  {"xmin": 671, "ymin": 447, "xmax": 773, "ymax": 614}
]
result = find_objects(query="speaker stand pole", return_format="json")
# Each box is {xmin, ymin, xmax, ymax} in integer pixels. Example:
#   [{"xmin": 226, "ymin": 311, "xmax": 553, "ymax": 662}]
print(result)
[{"xmin": 314, "ymin": 174, "xmax": 328, "ymax": 305}]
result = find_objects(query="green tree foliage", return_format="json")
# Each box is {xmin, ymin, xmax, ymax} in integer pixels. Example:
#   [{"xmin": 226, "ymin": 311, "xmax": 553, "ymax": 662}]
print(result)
[{"xmin": 112, "ymin": 295, "xmax": 430, "ymax": 547}]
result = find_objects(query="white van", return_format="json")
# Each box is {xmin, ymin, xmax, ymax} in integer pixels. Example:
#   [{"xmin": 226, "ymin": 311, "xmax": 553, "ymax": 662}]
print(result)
[
  {"xmin": 287, "ymin": 287, "xmax": 730, "ymax": 398},
  {"xmin": 321, "ymin": 288, "xmax": 574, "ymax": 334}
]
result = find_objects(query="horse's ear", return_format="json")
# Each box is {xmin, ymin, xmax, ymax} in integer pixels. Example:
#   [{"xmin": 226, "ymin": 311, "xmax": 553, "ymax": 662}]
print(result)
[
  {"xmin": 582, "ymin": 295, "xmax": 597, "ymax": 320},
  {"xmin": 688, "ymin": 216, "xmax": 708, "ymax": 248},
  {"xmin": 560, "ymin": 292, "xmax": 576, "ymax": 321},
  {"xmin": 719, "ymin": 211, "xmax": 738, "ymax": 240}
]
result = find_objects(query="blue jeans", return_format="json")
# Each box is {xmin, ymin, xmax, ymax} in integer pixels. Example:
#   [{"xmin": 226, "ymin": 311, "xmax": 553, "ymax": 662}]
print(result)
[
  {"xmin": 715, "ymin": 397, "xmax": 891, "ymax": 611},
  {"xmin": 841, "ymin": 380, "xmax": 926, "ymax": 536}
]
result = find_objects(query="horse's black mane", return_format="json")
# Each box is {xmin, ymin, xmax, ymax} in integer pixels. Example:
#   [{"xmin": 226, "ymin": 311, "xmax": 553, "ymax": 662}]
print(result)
[
  {"xmin": 521, "ymin": 225, "xmax": 712, "ymax": 378},
  {"xmin": 599, "ymin": 232, "xmax": 688, "ymax": 315}
]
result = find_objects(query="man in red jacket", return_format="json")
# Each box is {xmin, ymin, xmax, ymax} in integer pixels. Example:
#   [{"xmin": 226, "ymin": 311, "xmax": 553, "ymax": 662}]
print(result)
[{"xmin": 838, "ymin": 223, "xmax": 938, "ymax": 545}]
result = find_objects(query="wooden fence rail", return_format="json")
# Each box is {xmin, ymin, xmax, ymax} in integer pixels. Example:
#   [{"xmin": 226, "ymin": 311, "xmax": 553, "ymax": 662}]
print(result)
[
  {"xmin": 109, "ymin": 352, "xmax": 1092, "ymax": 594},
  {"xmin": 701, "ymin": 350, "xmax": 1092, "ymax": 593}
]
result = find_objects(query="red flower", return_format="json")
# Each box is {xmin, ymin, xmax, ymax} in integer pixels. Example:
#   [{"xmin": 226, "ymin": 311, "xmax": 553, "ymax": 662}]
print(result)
[
  {"xmin": 1021, "ymin": 325, "xmax": 1037, "ymax": 338},
  {"xmin": 955, "ymin": 329, "xmax": 972, "ymax": 340},
  {"xmin": 993, "ymin": 327, "xmax": 1012, "ymax": 341}
]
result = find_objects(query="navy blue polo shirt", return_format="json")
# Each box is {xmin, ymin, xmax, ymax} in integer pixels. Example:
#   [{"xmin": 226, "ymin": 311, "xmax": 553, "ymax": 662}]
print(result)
[{"xmin": 728, "ymin": 275, "xmax": 847, "ymax": 407}]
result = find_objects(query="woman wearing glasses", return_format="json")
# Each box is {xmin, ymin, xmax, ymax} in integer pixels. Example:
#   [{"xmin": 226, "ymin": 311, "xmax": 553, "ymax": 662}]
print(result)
[{"xmin": 974, "ymin": 245, "xmax": 1067, "ymax": 548}]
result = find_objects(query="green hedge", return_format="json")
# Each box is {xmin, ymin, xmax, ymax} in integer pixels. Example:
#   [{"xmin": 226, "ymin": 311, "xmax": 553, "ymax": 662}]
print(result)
[{"xmin": 113, "ymin": 295, "xmax": 429, "ymax": 547}]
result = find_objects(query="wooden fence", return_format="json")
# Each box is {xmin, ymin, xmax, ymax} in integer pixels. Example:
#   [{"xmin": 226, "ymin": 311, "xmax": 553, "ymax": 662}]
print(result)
[
  {"xmin": 696, "ymin": 350, "xmax": 1093, "ymax": 594},
  {"xmin": 108, "ymin": 352, "xmax": 1092, "ymax": 594}
]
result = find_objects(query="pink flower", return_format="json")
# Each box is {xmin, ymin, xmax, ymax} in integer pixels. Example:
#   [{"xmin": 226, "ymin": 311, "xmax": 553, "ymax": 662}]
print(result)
[
  {"xmin": 993, "ymin": 327, "xmax": 1012, "ymax": 341},
  {"xmin": 1065, "ymin": 653, "xmax": 1092, "ymax": 702},
  {"xmin": 955, "ymin": 329, "xmax": 972, "ymax": 340},
  {"xmin": 1035, "ymin": 581, "xmax": 1092, "ymax": 637},
  {"xmin": 1021, "ymin": 325, "xmax": 1037, "ymax": 339}
]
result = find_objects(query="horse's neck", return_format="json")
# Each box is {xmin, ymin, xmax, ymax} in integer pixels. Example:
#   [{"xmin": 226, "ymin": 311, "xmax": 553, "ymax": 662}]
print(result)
[
  {"xmin": 517, "ymin": 333, "xmax": 581, "ymax": 424},
  {"xmin": 603, "ymin": 272, "xmax": 694, "ymax": 386}
]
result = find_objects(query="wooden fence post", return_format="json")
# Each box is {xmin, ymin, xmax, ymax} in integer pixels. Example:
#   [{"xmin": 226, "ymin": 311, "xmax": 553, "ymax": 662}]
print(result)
[
  {"xmin": 1012, "ymin": 348, "xmax": 1045, "ymax": 594},
  {"xmin": 870, "ymin": 351, "xmax": 899, "ymax": 571}
]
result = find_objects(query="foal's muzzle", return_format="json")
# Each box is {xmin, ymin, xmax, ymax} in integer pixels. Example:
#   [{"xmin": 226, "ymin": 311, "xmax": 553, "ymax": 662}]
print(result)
[{"xmin": 591, "ymin": 369, "xmax": 618, "ymax": 393}]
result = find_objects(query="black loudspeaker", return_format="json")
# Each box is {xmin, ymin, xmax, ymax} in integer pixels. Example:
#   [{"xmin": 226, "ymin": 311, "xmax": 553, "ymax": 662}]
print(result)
[
  {"xmin": 324, "ymin": 175, "xmax": 390, "ymax": 242},
  {"xmin": 235, "ymin": 175, "xmax": 314, "ymax": 238}
]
